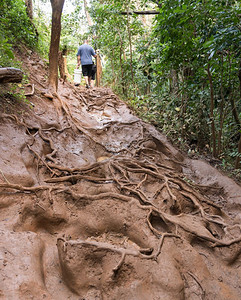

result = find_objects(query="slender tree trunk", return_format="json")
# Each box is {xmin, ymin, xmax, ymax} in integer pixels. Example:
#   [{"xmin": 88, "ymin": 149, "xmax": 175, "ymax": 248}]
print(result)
[
  {"xmin": 234, "ymin": 58, "xmax": 241, "ymax": 168},
  {"xmin": 96, "ymin": 52, "xmax": 102, "ymax": 87},
  {"xmin": 49, "ymin": 0, "xmax": 65, "ymax": 92},
  {"xmin": 117, "ymin": 30, "xmax": 126, "ymax": 95},
  {"xmin": 126, "ymin": 9, "xmax": 135, "ymax": 93},
  {"xmin": 181, "ymin": 94, "xmax": 187, "ymax": 139},
  {"xmin": 227, "ymin": 54, "xmax": 240, "ymax": 125},
  {"xmin": 227, "ymin": 91, "xmax": 241, "ymax": 168},
  {"xmin": 180, "ymin": 69, "xmax": 187, "ymax": 139},
  {"xmin": 58, "ymin": 50, "xmax": 66, "ymax": 80},
  {"xmin": 235, "ymin": 135, "xmax": 241, "ymax": 169},
  {"xmin": 111, "ymin": 49, "xmax": 115, "ymax": 86},
  {"xmin": 207, "ymin": 63, "xmax": 217, "ymax": 157},
  {"xmin": 25, "ymin": 0, "xmax": 33, "ymax": 19},
  {"xmin": 217, "ymin": 54, "xmax": 226, "ymax": 156},
  {"xmin": 170, "ymin": 69, "xmax": 178, "ymax": 93},
  {"xmin": 61, "ymin": 46, "xmax": 72, "ymax": 81},
  {"xmin": 25, "ymin": 0, "xmax": 39, "ymax": 39},
  {"xmin": 58, "ymin": 46, "xmax": 72, "ymax": 81},
  {"xmin": 83, "ymin": 0, "xmax": 93, "ymax": 26},
  {"xmin": 238, "ymin": 58, "xmax": 241, "ymax": 99},
  {"xmin": 229, "ymin": 93, "xmax": 240, "ymax": 126}
]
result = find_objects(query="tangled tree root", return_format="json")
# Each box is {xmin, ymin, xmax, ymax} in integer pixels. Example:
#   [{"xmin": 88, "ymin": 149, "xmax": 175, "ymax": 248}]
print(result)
[{"xmin": 1, "ymin": 85, "xmax": 240, "ymax": 299}]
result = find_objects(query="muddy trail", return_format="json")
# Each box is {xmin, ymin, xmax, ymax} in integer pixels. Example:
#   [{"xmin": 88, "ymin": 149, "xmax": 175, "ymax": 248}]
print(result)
[{"xmin": 0, "ymin": 49, "xmax": 241, "ymax": 300}]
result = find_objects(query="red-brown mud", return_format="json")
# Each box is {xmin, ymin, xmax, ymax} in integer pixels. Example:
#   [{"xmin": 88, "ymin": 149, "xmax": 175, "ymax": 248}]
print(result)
[{"xmin": 0, "ymin": 48, "xmax": 240, "ymax": 299}]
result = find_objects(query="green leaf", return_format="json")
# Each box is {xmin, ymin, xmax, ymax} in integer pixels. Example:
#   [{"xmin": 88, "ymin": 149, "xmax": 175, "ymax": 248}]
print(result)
[
  {"xmin": 5, "ymin": 49, "xmax": 14, "ymax": 59},
  {"xmin": 203, "ymin": 40, "xmax": 213, "ymax": 48}
]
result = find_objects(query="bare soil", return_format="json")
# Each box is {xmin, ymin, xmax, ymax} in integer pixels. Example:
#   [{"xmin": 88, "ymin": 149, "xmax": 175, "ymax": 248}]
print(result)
[{"xmin": 0, "ymin": 48, "xmax": 240, "ymax": 300}]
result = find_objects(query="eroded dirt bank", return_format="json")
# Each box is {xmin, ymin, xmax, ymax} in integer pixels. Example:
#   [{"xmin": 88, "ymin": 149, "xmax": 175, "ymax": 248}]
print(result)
[{"xmin": 0, "ymin": 49, "xmax": 241, "ymax": 299}]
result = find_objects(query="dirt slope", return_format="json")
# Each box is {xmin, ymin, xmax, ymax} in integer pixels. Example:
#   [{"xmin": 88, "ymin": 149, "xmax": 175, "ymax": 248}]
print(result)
[{"xmin": 0, "ymin": 49, "xmax": 241, "ymax": 300}]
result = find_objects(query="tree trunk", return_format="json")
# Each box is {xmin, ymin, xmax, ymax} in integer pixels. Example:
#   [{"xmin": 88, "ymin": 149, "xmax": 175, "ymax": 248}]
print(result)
[
  {"xmin": 207, "ymin": 63, "xmax": 217, "ymax": 157},
  {"xmin": 229, "ymin": 93, "xmax": 240, "ymax": 127},
  {"xmin": 83, "ymin": 0, "xmax": 93, "ymax": 26},
  {"xmin": 235, "ymin": 135, "xmax": 241, "ymax": 169},
  {"xmin": 217, "ymin": 54, "xmax": 226, "ymax": 156},
  {"xmin": 96, "ymin": 52, "xmax": 102, "ymax": 87},
  {"xmin": 126, "ymin": 9, "xmax": 135, "ymax": 94},
  {"xmin": 25, "ymin": 0, "xmax": 33, "ymax": 19},
  {"xmin": 110, "ymin": 52, "xmax": 116, "ymax": 88},
  {"xmin": 234, "ymin": 58, "xmax": 241, "ymax": 168},
  {"xmin": 170, "ymin": 69, "xmax": 178, "ymax": 93},
  {"xmin": 49, "ymin": 0, "xmax": 65, "ymax": 92},
  {"xmin": 228, "ymin": 91, "xmax": 241, "ymax": 168},
  {"xmin": 25, "ymin": 0, "xmax": 39, "ymax": 40},
  {"xmin": 117, "ymin": 30, "xmax": 126, "ymax": 95},
  {"xmin": 58, "ymin": 51, "xmax": 66, "ymax": 80},
  {"xmin": 238, "ymin": 58, "xmax": 241, "ymax": 99}
]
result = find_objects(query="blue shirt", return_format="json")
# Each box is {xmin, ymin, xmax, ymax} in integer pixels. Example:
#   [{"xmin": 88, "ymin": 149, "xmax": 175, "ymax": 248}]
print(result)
[{"xmin": 76, "ymin": 44, "xmax": 96, "ymax": 65}]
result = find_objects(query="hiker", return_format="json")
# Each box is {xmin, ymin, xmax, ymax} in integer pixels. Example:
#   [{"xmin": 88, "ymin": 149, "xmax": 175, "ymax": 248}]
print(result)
[{"xmin": 76, "ymin": 39, "xmax": 97, "ymax": 89}]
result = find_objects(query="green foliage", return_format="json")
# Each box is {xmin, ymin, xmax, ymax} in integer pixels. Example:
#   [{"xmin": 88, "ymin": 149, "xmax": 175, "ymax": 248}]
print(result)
[
  {"xmin": 0, "ymin": 0, "xmax": 38, "ymax": 66},
  {"xmin": 0, "ymin": 0, "xmax": 37, "ymax": 46},
  {"xmin": 0, "ymin": 34, "xmax": 15, "ymax": 66},
  {"xmin": 1, "ymin": 0, "xmax": 240, "ymax": 170},
  {"xmin": 89, "ymin": 0, "xmax": 146, "ymax": 96},
  {"xmin": 33, "ymin": 8, "xmax": 51, "ymax": 58},
  {"xmin": 89, "ymin": 0, "xmax": 241, "ymax": 169}
]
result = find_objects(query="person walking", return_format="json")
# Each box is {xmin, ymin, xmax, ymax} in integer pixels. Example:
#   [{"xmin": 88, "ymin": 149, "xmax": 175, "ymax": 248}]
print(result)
[{"xmin": 76, "ymin": 39, "xmax": 97, "ymax": 88}]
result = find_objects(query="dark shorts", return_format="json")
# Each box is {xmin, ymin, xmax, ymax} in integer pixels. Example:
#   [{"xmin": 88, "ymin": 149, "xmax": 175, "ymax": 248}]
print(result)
[
  {"xmin": 82, "ymin": 64, "xmax": 93, "ymax": 77},
  {"xmin": 91, "ymin": 64, "xmax": 97, "ymax": 80}
]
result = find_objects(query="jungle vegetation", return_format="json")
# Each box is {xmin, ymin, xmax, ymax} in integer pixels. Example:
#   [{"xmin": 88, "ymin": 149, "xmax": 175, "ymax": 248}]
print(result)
[{"xmin": 0, "ymin": 0, "xmax": 240, "ymax": 174}]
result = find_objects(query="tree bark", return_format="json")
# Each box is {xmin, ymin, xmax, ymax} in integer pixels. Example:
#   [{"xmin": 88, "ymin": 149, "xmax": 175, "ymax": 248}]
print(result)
[
  {"xmin": 238, "ymin": 58, "xmax": 241, "ymax": 99},
  {"xmin": 170, "ymin": 69, "xmax": 178, "ymax": 93},
  {"xmin": 58, "ymin": 45, "xmax": 72, "ymax": 81},
  {"xmin": 217, "ymin": 54, "xmax": 226, "ymax": 156},
  {"xmin": 207, "ymin": 63, "xmax": 217, "ymax": 157},
  {"xmin": 117, "ymin": 29, "xmax": 126, "ymax": 95},
  {"xmin": 96, "ymin": 52, "xmax": 102, "ymax": 87},
  {"xmin": 228, "ymin": 91, "xmax": 241, "ymax": 168},
  {"xmin": 126, "ymin": 9, "xmax": 135, "ymax": 94},
  {"xmin": 25, "ymin": 0, "xmax": 33, "ymax": 19},
  {"xmin": 229, "ymin": 94, "xmax": 240, "ymax": 127},
  {"xmin": 58, "ymin": 51, "xmax": 66, "ymax": 80},
  {"xmin": 111, "ymin": 49, "xmax": 116, "ymax": 86},
  {"xmin": 24, "ymin": 0, "xmax": 39, "ymax": 39},
  {"xmin": 83, "ymin": 0, "xmax": 93, "ymax": 26},
  {"xmin": 234, "ymin": 58, "xmax": 241, "ymax": 168},
  {"xmin": 49, "ymin": 0, "xmax": 65, "ymax": 92},
  {"xmin": 235, "ymin": 135, "xmax": 241, "ymax": 169},
  {"xmin": 0, "ymin": 68, "xmax": 23, "ymax": 84}
]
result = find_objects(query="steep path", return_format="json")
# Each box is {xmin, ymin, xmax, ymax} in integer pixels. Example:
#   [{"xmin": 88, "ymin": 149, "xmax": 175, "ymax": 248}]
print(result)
[{"xmin": 0, "ymin": 49, "xmax": 241, "ymax": 299}]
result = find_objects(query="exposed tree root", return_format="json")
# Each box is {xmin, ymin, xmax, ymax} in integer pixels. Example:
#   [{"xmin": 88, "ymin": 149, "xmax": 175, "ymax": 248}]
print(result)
[
  {"xmin": 41, "ymin": 151, "xmax": 241, "ymax": 250},
  {"xmin": 185, "ymin": 271, "xmax": 205, "ymax": 300},
  {"xmin": 1, "ymin": 85, "xmax": 240, "ymax": 300},
  {"xmin": 45, "ymin": 174, "xmax": 113, "ymax": 183},
  {"xmin": 27, "ymin": 144, "xmax": 57, "ymax": 176},
  {"xmin": 24, "ymin": 83, "xmax": 35, "ymax": 96},
  {"xmin": 57, "ymin": 232, "xmax": 181, "ymax": 277},
  {"xmin": 0, "ymin": 182, "xmax": 59, "ymax": 192},
  {"xmin": 64, "ymin": 189, "xmax": 131, "ymax": 203},
  {"xmin": 0, "ymin": 168, "xmax": 10, "ymax": 184}
]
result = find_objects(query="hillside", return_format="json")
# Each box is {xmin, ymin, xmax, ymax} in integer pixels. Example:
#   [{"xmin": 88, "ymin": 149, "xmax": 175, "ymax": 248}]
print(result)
[{"xmin": 0, "ymin": 48, "xmax": 241, "ymax": 300}]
